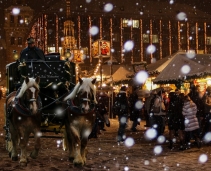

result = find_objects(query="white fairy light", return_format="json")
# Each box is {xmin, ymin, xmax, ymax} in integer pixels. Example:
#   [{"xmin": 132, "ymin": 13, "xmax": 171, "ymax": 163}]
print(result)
[
  {"xmin": 181, "ymin": 65, "xmax": 190, "ymax": 74},
  {"xmin": 157, "ymin": 135, "xmax": 165, "ymax": 144},
  {"xmin": 176, "ymin": 12, "xmax": 187, "ymax": 21},
  {"xmin": 124, "ymin": 40, "xmax": 134, "ymax": 52},
  {"xmin": 135, "ymin": 71, "xmax": 148, "ymax": 84},
  {"xmin": 198, "ymin": 154, "xmax": 208, "ymax": 163},
  {"xmin": 135, "ymin": 101, "xmax": 143, "ymax": 109},
  {"xmin": 104, "ymin": 3, "xmax": 113, "ymax": 12},
  {"xmin": 12, "ymin": 8, "xmax": 20, "ymax": 15},
  {"xmin": 124, "ymin": 137, "xmax": 135, "ymax": 147},
  {"xmin": 145, "ymin": 128, "xmax": 157, "ymax": 140},
  {"xmin": 153, "ymin": 145, "xmax": 163, "ymax": 155},
  {"xmin": 89, "ymin": 26, "xmax": 99, "ymax": 36},
  {"xmin": 146, "ymin": 44, "xmax": 156, "ymax": 54}
]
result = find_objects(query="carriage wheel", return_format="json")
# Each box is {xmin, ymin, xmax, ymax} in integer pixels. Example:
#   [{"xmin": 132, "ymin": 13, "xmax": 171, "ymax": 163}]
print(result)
[{"xmin": 4, "ymin": 103, "xmax": 13, "ymax": 154}]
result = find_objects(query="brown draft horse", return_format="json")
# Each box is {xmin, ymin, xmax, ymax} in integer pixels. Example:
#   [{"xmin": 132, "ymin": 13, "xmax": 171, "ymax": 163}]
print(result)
[
  {"xmin": 63, "ymin": 77, "xmax": 97, "ymax": 167},
  {"xmin": 5, "ymin": 76, "xmax": 42, "ymax": 166}
]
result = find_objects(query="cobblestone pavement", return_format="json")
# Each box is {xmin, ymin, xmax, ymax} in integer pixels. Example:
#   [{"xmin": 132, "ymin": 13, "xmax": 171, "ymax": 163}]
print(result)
[{"xmin": 0, "ymin": 99, "xmax": 211, "ymax": 171}]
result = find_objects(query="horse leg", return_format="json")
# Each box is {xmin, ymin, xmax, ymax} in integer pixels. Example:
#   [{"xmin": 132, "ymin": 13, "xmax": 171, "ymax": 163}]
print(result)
[
  {"xmin": 30, "ymin": 128, "xmax": 41, "ymax": 159},
  {"xmin": 19, "ymin": 128, "xmax": 30, "ymax": 167},
  {"xmin": 70, "ymin": 126, "xmax": 84, "ymax": 167},
  {"xmin": 81, "ymin": 137, "xmax": 88, "ymax": 165},
  {"xmin": 9, "ymin": 122, "xmax": 18, "ymax": 161},
  {"xmin": 62, "ymin": 130, "xmax": 69, "ymax": 151}
]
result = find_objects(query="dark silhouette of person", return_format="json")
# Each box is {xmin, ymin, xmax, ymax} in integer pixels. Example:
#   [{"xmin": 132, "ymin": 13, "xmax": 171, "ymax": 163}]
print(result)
[
  {"xmin": 114, "ymin": 86, "xmax": 129, "ymax": 142},
  {"xmin": 19, "ymin": 37, "xmax": 45, "ymax": 62}
]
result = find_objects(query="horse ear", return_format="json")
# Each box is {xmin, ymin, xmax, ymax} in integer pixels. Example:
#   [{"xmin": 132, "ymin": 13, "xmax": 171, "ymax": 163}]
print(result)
[
  {"xmin": 79, "ymin": 77, "xmax": 83, "ymax": 85},
  {"xmin": 92, "ymin": 78, "xmax": 97, "ymax": 84},
  {"xmin": 25, "ymin": 76, "xmax": 29, "ymax": 84},
  {"xmin": 35, "ymin": 76, "xmax": 40, "ymax": 84}
]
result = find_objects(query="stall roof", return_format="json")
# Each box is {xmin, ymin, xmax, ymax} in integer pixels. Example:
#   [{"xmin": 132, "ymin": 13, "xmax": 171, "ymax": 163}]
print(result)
[
  {"xmin": 147, "ymin": 51, "xmax": 183, "ymax": 75},
  {"xmin": 112, "ymin": 66, "xmax": 133, "ymax": 83},
  {"xmin": 153, "ymin": 53, "xmax": 211, "ymax": 83}
]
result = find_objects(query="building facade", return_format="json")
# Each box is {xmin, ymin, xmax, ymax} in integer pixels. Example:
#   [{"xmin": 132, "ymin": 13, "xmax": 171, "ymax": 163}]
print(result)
[{"xmin": 3, "ymin": 0, "xmax": 211, "ymax": 73}]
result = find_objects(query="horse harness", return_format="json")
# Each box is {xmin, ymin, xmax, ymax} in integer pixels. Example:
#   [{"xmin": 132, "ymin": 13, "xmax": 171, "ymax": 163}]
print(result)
[{"xmin": 7, "ymin": 89, "xmax": 42, "ymax": 118}]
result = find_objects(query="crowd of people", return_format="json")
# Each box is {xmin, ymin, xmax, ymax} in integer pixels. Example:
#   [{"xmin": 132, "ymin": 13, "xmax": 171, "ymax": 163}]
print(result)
[{"xmin": 104, "ymin": 84, "xmax": 211, "ymax": 150}]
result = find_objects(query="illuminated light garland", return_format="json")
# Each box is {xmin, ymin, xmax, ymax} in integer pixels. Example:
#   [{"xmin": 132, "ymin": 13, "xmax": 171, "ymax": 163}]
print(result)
[
  {"xmin": 159, "ymin": 20, "xmax": 162, "ymax": 59},
  {"xmin": 88, "ymin": 16, "xmax": 92, "ymax": 63},
  {"xmin": 150, "ymin": 19, "xmax": 152, "ymax": 59},
  {"xmin": 187, "ymin": 22, "xmax": 189, "ymax": 51},
  {"xmin": 204, "ymin": 22, "xmax": 207, "ymax": 54},
  {"xmin": 140, "ymin": 19, "xmax": 143, "ymax": 61},
  {"xmin": 56, "ymin": 14, "xmax": 59, "ymax": 52},
  {"xmin": 178, "ymin": 21, "xmax": 181, "ymax": 50},
  {"xmin": 78, "ymin": 16, "xmax": 81, "ymax": 48},
  {"xmin": 44, "ymin": 14, "xmax": 48, "ymax": 54},
  {"xmin": 120, "ymin": 18, "xmax": 123, "ymax": 63},
  {"xmin": 196, "ymin": 22, "xmax": 198, "ymax": 53},
  {"xmin": 110, "ymin": 18, "xmax": 113, "ymax": 63},
  {"xmin": 169, "ymin": 20, "xmax": 171, "ymax": 55},
  {"xmin": 100, "ymin": 17, "xmax": 102, "ymax": 39},
  {"xmin": 130, "ymin": 18, "xmax": 133, "ymax": 63}
]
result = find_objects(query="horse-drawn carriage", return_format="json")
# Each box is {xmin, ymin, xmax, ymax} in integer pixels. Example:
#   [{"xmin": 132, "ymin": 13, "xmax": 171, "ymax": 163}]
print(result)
[{"xmin": 4, "ymin": 53, "xmax": 97, "ymax": 166}]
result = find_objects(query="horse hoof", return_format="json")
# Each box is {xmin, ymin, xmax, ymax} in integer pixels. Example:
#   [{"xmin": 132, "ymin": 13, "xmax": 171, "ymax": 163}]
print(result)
[
  {"xmin": 69, "ymin": 157, "xmax": 74, "ymax": 162},
  {"xmin": 30, "ymin": 152, "xmax": 37, "ymax": 159},
  {"xmin": 73, "ymin": 162, "xmax": 84, "ymax": 167},
  {"xmin": 73, "ymin": 158, "xmax": 84, "ymax": 167},
  {"xmin": 20, "ymin": 162, "xmax": 27, "ymax": 167},
  {"xmin": 11, "ymin": 156, "xmax": 18, "ymax": 161}
]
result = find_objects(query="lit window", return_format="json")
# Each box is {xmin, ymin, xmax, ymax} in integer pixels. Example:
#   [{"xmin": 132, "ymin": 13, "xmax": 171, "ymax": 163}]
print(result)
[
  {"xmin": 152, "ymin": 35, "xmax": 159, "ymax": 43},
  {"xmin": 122, "ymin": 19, "xmax": 128, "ymax": 27},
  {"xmin": 25, "ymin": 16, "xmax": 29, "ymax": 24},
  {"xmin": 48, "ymin": 47, "xmax": 55, "ymax": 53},
  {"xmin": 143, "ymin": 34, "xmax": 149, "ymax": 43},
  {"xmin": 207, "ymin": 37, "xmax": 211, "ymax": 45},
  {"xmin": 133, "ymin": 20, "xmax": 139, "ymax": 28},
  {"xmin": 123, "ymin": 19, "xmax": 139, "ymax": 28}
]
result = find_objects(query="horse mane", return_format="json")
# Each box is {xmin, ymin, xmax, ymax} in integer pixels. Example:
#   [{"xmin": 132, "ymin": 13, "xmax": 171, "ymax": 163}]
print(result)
[
  {"xmin": 16, "ymin": 78, "xmax": 39, "ymax": 98},
  {"xmin": 64, "ymin": 78, "xmax": 97, "ymax": 103}
]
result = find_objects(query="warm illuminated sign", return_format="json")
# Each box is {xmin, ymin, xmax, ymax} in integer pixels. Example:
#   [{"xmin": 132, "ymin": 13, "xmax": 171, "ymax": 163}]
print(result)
[{"xmin": 91, "ymin": 40, "xmax": 110, "ymax": 58}]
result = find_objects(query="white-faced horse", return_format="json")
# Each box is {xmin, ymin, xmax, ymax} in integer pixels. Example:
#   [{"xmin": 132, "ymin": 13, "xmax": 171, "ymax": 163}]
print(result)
[
  {"xmin": 5, "ymin": 76, "xmax": 42, "ymax": 166},
  {"xmin": 63, "ymin": 77, "xmax": 97, "ymax": 167}
]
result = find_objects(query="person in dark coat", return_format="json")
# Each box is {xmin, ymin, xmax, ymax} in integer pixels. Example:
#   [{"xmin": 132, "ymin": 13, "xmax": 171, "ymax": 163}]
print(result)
[
  {"xmin": 202, "ymin": 86, "xmax": 211, "ymax": 137},
  {"xmin": 89, "ymin": 91, "xmax": 110, "ymax": 139},
  {"xmin": 167, "ymin": 90, "xmax": 185, "ymax": 150},
  {"xmin": 114, "ymin": 86, "xmax": 129, "ymax": 142},
  {"xmin": 19, "ymin": 37, "xmax": 46, "ymax": 62},
  {"xmin": 129, "ymin": 86, "xmax": 141, "ymax": 132}
]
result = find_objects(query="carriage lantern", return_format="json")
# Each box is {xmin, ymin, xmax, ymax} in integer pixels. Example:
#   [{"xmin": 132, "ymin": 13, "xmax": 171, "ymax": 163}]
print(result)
[
  {"xmin": 65, "ymin": 49, "xmax": 71, "ymax": 59},
  {"xmin": 13, "ymin": 50, "xmax": 19, "ymax": 60}
]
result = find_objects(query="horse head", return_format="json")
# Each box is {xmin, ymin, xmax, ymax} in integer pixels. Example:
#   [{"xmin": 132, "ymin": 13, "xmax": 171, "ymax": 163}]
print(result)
[
  {"xmin": 16, "ymin": 76, "xmax": 40, "ymax": 114},
  {"xmin": 64, "ymin": 77, "xmax": 97, "ymax": 114}
]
